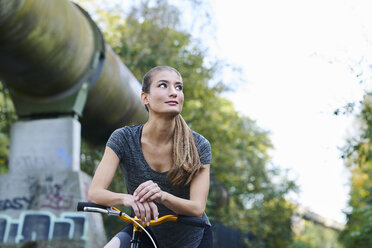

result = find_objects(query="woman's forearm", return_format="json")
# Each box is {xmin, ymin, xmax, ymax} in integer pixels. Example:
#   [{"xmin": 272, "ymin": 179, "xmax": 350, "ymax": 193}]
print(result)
[
  {"xmin": 88, "ymin": 146, "xmax": 127, "ymax": 207},
  {"xmin": 161, "ymin": 165, "xmax": 210, "ymax": 217},
  {"xmin": 87, "ymin": 187, "xmax": 128, "ymax": 207},
  {"xmin": 161, "ymin": 192, "xmax": 205, "ymax": 217}
]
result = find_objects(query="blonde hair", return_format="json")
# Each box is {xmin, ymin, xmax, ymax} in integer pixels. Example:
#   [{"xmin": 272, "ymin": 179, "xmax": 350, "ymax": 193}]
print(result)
[{"xmin": 142, "ymin": 66, "xmax": 202, "ymax": 187}]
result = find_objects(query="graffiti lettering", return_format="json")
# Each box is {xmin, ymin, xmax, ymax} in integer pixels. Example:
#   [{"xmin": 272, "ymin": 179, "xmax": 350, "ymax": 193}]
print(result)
[
  {"xmin": 0, "ymin": 211, "xmax": 87, "ymax": 244},
  {"xmin": 26, "ymin": 175, "xmax": 75, "ymax": 210},
  {"xmin": 0, "ymin": 197, "xmax": 34, "ymax": 211},
  {"xmin": 41, "ymin": 194, "xmax": 73, "ymax": 210}
]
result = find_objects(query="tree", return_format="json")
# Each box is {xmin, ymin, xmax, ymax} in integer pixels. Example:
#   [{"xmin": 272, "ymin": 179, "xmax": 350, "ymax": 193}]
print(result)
[
  {"xmin": 291, "ymin": 219, "xmax": 343, "ymax": 248},
  {"xmin": 339, "ymin": 93, "xmax": 372, "ymax": 248},
  {"xmin": 0, "ymin": 82, "xmax": 17, "ymax": 174}
]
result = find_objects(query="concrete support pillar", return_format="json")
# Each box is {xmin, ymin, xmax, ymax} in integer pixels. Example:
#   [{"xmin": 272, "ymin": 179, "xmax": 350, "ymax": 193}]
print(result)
[
  {"xmin": 0, "ymin": 118, "xmax": 106, "ymax": 247},
  {"xmin": 8, "ymin": 117, "xmax": 81, "ymax": 173}
]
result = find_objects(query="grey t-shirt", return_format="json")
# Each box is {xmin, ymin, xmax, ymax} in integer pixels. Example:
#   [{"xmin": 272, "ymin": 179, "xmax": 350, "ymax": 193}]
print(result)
[{"xmin": 106, "ymin": 124, "xmax": 211, "ymax": 247}]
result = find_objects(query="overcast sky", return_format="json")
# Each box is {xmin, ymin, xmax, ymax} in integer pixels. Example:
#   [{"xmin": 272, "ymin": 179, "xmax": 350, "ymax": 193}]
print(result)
[{"xmin": 210, "ymin": 0, "xmax": 372, "ymax": 223}]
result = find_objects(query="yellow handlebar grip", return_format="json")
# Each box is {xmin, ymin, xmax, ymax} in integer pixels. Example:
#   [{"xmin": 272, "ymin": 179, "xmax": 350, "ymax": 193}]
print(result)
[{"xmin": 112, "ymin": 207, "xmax": 178, "ymax": 230}]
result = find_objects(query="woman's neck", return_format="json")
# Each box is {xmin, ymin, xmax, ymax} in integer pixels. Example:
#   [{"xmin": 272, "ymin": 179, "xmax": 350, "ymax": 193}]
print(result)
[{"xmin": 142, "ymin": 116, "xmax": 176, "ymax": 145}]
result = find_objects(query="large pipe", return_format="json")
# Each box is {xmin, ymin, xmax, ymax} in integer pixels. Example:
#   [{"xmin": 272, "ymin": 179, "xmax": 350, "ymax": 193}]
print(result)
[
  {"xmin": 81, "ymin": 46, "xmax": 148, "ymax": 144},
  {"xmin": 0, "ymin": 0, "xmax": 148, "ymax": 144}
]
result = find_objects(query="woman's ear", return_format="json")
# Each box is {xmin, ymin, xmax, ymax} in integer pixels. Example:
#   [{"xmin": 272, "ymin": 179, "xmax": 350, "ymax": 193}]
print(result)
[{"xmin": 141, "ymin": 92, "xmax": 149, "ymax": 105}]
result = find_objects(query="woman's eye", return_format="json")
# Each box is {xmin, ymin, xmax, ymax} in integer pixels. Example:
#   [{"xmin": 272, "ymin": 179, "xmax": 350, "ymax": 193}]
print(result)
[
  {"xmin": 176, "ymin": 85, "xmax": 183, "ymax": 90},
  {"xmin": 159, "ymin": 83, "xmax": 167, "ymax": 88}
]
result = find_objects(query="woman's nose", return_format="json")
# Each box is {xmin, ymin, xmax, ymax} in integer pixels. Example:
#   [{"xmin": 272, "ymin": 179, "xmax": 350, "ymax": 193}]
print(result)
[{"xmin": 169, "ymin": 86, "xmax": 177, "ymax": 97}]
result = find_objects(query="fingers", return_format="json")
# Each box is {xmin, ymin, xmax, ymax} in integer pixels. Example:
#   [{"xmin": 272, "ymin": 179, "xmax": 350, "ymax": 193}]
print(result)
[
  {"xmin": 134, "ymin": 180, "xmax": 162, "ymax": 203},
  {"xmin": 149, "ymin": 201, "xmax": 159, "ymax": 221},
  {"xmin": 140, "ymin": 188, "xmax": 162, "ymax": 202},
  {"xmin": 136, "ymin": 201, "xmax": 146, "ymax": 223},
  {"xmin": 149, "ymin": 191, "xmax": 163, "ymax": 202},
  {"xmin": 134, "ymin": 180, "xmax": 152, "ymax": 195},
  {"xmin": 123, "ymin": 194, "xmax": 159, "ymax": 226},
  {"xmin": 135, "ymin": 201, "xmax": 158, "ymax": 226},
  {"xmin": 134, "ymin": 180, "xmax": 153, "ymax": 199},
  {"xmin": 143, "ymin": 201, "xmax": 151, "ymax": 226},
  {"xmin": 131, "ymin": 200, "xmax": 158, "ymax": 226}
]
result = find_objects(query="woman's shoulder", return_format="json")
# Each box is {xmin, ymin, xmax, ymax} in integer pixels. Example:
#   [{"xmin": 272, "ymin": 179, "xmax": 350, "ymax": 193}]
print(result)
[
  {"xmin": 191, "ymin": 130, "xmax": 211, "ymax": 164},
  {"xmin": 106, "ymin": 124, "xmax": 143, "ymax": 159},
  {"xmin": 107, "ymin": 124, "xmax": 143, "ymax": 145},
  {"xmin": 191, "ymin": 130, "xmax": 210, "ymax": 149},
  {"xmin": 112, "ymin": 124, "xmax": 143, "ymax": 136},
  {"xmin": 192, "ymin": 130, "xmax": 209, "ymax": 144}
]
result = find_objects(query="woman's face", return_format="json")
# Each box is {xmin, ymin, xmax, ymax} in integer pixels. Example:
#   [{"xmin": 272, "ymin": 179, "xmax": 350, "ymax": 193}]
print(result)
[{"xmin": 142, "ymin": 69, "xmax": 184, "ymax": 116}]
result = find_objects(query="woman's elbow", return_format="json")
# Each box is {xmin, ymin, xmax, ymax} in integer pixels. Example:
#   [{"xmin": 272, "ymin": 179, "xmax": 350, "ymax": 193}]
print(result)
[
  {"xmin": 87, "ymin": 188, "xmax": 98, "ymax": 203},
  {"xmin": 192, "ymin": 204, "xmax": 205, "ymax": 218}
]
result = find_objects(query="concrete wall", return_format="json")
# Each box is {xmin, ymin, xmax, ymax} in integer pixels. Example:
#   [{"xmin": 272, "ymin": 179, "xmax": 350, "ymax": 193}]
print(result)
[{"xmin": 0, "ymin": 118, "xmax": 106, "ymax": 247}]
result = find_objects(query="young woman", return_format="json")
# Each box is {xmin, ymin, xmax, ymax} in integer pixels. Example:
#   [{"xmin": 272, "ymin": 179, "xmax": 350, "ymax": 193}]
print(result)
[{"xmin": 87, "ymin": 66, "xmax": 213, "ymax": 247}]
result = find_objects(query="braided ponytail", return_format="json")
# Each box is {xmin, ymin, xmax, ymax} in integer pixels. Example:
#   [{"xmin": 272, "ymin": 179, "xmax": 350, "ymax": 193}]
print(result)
[{"xmin": 167, "ymin": 114, "xmax": 202, "ymax": 187}]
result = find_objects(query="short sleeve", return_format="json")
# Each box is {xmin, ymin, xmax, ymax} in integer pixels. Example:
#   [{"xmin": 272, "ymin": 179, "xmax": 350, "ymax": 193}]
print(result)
[
  {"xmin": 106, "ymin": 128, "xmax": 127, "ymax": 161},
  {"xmin": 193, "ymin": 132, "xmax": 211, "ymax": 165}
]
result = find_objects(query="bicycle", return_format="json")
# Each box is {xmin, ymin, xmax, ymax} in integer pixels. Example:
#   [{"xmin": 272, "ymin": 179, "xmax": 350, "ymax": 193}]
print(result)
[{"xmin": 77, "ymin": 201, "xmax": 210, "ymax": 248}]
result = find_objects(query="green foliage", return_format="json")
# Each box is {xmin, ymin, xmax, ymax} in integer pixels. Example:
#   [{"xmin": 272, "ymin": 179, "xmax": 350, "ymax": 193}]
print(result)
[
  {"xmin": 244, "ymin": 197, "xmax": 296, "ymax": 248},
  {"xmin": 290, "ymin": 240, "xmax": 312, "ymax": 248},
  {"xmin": 340, "ymin": 207, "xmax": 372, "ymax": 248},
  {"xmin": 80, "ymin": 140, "xmax": 103, "ymax": 176},
  {"xmin": 291, "ymin": 219, "xmax": 343, "ymax": 248},
  {"xmin": 0, "ymin": 82, "xmax": 17, "ymax": 174},
  {"xmin": 340, "ymin": 93, "xmax": 372, "ymax": 247}
]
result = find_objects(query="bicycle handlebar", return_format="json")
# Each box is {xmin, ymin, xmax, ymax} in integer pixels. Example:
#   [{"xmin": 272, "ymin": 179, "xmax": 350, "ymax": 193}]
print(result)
[
  {"xmin": 77, "ymin": 201, "xmax": 108, "ymax": 212},
  {"xmin": 77, "ymin": 201, "xmax": 209, "ymax": 228},
  {"xmin": 177, "ymin": 215, "xmax": 209, "ymax": 228}
]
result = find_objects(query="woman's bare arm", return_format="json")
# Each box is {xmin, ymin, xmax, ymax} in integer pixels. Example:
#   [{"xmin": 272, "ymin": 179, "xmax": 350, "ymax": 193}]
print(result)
[
  {"xmin": 88, "ymin": 146, "xmax": 124, "ymax": 205},
  {"xmin": 88, "ymin": 146, "xmax": 158, "ymax": 224}
]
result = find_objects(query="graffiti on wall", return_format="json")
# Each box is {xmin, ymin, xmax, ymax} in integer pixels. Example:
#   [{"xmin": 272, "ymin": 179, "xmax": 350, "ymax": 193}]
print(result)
[
  {"xmin": 0, "ymin": 197, "xmax": 34, "ymax": 211},
  {"xmin": 0, "ymin": 172, "xmax": 90, "ymax": 244},
  {"xmin": 0, "ymin": 174, "xmax": 82, "ymax": 213},
  {"xmin": 0, "ymin": 211, "xmax": 87, "ymax": 244},
  {"xmin": 26, "ymin": 174, "xmax": 75, "ymax": 210},
  {"xmin": 28, "ymin": 174, "xmax": 76, "ymax": 210}
]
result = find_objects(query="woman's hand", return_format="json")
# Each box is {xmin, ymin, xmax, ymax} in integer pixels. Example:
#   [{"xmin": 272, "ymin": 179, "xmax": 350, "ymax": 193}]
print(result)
[
  {"xmin": 123, "ymin": 194, "xmax": 158, "ymax": 226},
  {"xmin": 134, "ymin": 180, "xmax": 164, "ymax": 204}
]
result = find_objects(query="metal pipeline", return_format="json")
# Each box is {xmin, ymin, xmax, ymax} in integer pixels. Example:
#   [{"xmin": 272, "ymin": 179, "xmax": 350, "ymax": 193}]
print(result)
[{"xmin": 0, "ymin": 0, "xmax": 148, "ymax": 144}]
